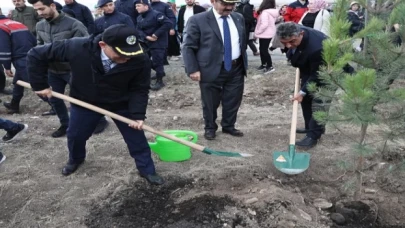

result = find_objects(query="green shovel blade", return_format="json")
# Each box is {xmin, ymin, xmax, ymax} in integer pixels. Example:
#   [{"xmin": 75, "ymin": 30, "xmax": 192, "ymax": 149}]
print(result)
[{"xmin": 273, "ymin": 145, "xmax": 311, "ymax": 175}]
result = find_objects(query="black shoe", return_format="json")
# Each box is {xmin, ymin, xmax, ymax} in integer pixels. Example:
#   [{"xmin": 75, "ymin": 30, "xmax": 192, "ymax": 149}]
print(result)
[
  {"xmin": 204, "ymin": 130, "xmax": 216, "ymax": 140},
  {"xmin": 52, "ymin": 125, "xmax": 68, "ymax": 138},
  {"xmin": 151, "ymin": 73, "xmax": 166, "ymax": 80},
  {"xmin": 140, "ymin": 173, "xmax": 165, "ymax": 185},
  {"xmin": 2, "ymin": 124, "xmax": 28, "ymax": 142},
  {"xmin": 93, "ymin": 118, "xmax": 109, "ymax": 134},
  {"xmin": 296, "ymin": 128, "xmax": 309, "ymax": 134},
  {"xmin": 62, "ymin": 161, "xmax": 83, "ymax": 176},
  {"xmin": 3, "ymin": 100, "xmax": 20, "ymax": 114},
  {"xmin": 263, "ymin": 66, "xmax": 275, "ymax": 74},
  {"xmin": 222, "ymin": 128, "xmax": 244, "ymax": 137},
  {"xmin": 296, "ymin": 136, "xmax": 318, "ymax": 148},
  {"xmin": 257, "ymin": 65, "xmax": 266, "ymax": 70},
  {"xmin": 42, "ymin": 108, "xmax": 56, "ymax": 116},
  {"xmin": 150, "ymin": 80, "xmax": 165, "ymax": 91},
  {"xmin": 0, "ymin": 88, "xmax": 12, "ymax": 95}
]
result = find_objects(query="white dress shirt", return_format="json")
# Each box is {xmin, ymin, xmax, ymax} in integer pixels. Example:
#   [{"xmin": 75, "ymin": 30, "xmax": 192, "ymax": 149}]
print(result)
[
  {"xmin": 184, "ymin": 6, "xmax": 194, "ymax": 29},
  {"xmin": 212, "ymin": 10, "xmax": 241, "ymax": 60}
]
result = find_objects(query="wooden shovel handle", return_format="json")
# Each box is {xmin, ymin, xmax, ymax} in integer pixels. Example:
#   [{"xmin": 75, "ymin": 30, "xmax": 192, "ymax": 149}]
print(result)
[
  {"xmin": 17, "ymin": 80, "xmax": 205, "ymax": 152},
  {"xmin": 290, "ymin": 68, "xmax": 300, "ymax": 145}
]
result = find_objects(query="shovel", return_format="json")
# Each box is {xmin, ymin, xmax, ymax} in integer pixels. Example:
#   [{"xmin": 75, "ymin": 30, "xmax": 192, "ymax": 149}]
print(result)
[
  {"xmin": 273, "ymin": 68, "xmax": 310, "ymax": 174},
  {"xmin": 17, "ymin": 80, "xmax": 253, "ymax": 158}
]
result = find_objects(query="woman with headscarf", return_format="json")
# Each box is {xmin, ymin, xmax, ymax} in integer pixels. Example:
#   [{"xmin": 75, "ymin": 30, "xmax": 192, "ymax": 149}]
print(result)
[
  {"xmin": 298, "ymin": 0, "xmax": 330, "ymax": 35},
  {"xmin": 166, "ymin": 1, "xmax": 181, "ymax": 61}
]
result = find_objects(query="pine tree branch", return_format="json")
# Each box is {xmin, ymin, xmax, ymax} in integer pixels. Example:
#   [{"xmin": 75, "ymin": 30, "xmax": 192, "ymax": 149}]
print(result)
[{"xmin": 370, "ymin": 45, "xmax": 380, "ymax": 69}]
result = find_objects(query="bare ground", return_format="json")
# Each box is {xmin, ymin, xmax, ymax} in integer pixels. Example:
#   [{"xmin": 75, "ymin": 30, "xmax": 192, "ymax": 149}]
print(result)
[{"xmin": 0, "ymin": 55, "xmax": 404, "ymax": 228}]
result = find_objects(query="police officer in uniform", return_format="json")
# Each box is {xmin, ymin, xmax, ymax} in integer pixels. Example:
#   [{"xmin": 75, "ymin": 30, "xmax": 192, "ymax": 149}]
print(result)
[
  {"xmin": 151, "ymin": 0, "xmax": 177, "ymax": 65},
  {"xmin": 27, "ymin": 25, "xmax": 164, "ymax": 185},
  {"xmin": 0, "ymin": 8, "xmax": 36, "ymax": 113},
  {"xmin": 115, "ymin": 0, "xmax": 139, "ymax": 27},
  {"xmin": 135, "ymin": 0, "xmax": 172, "ymax": 91},
  {"xmin": 94, "ymin": 0, "xmax": 134, "ymax": 35}
]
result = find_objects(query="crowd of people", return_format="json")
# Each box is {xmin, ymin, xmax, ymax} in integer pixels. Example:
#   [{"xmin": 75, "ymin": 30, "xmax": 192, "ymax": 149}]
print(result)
[{"xmin": 1, "ymin": 0, "xmax": 400, "ymax": 183}]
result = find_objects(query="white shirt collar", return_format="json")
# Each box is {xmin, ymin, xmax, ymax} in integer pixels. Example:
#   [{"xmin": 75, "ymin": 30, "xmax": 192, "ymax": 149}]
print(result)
[
  {"xmin": 100, "ymin": 49, "xmax": 118, "ymax": 70},
  {"xmin": 212, "ymin": 8, "xmax": 229, "ymax": 20},
  {"xmin": 101, "ymin": 49, "xmax": 110, "ymax": 61}
]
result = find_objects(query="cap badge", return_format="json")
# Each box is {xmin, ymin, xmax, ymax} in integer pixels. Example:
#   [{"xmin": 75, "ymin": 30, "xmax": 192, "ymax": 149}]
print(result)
[{"xmin": 126, "ymin": 35, "xmax": 137, "ymax": 45}]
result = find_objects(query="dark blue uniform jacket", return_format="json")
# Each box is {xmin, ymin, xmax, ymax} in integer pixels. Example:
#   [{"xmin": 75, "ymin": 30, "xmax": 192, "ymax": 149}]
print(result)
[
  {"xmin": 94, "ymin": 10, "xmax": 135, "ymax": 35},
  {"xmin": 115, "ymin": 0, "xmax": 139, "ymax": 27},
  {"xmin": 27, "ymin": 34, "xmax": 151, "ymax": 120},
  {"xmin": 63, "ymin": 1, "xmax": 95, "ymax": 34},
  {"xmin": 151, "ymin": 1, "xmax": 176, "ymax": 29},
  {"xmin": 136, "ymin": 9, "xmax": 172, "ymax": 49},
  {"xmin": 0, "ymin": 15, "xmax": 36, "ymax": 69}
]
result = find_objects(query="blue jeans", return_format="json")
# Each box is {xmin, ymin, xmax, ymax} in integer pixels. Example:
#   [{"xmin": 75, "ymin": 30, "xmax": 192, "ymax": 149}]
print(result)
[
  {"xmin": 67, "ymin": 104, "xmax": 156, "ymax": 175},
  {"xmin": 12, "ymin": 58, "xmax": 29, "ymax": 102},
  {"xmin": 0, "ymin": 118, "xmax": 20, "ymax": 132},
  {"xmin": 48, "ymin": 72, "xmax": 70, "ymax": 126}
]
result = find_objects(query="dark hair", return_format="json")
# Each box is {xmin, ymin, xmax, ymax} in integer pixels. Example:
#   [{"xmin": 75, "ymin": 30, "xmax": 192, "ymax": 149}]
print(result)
[
  {"xmin": 276, "ymin": 22, "xmax": 302, "ymax": 39},
  {"xmin": 279, "ymin": 4, "xmax": 288, "ymax": 15},
  {"xmin": 257, "ymin": 0, "xmax": 275, "ymax": 14},
  {"xmin": 27, "ymin": 0, "xmax": 55, "ymax": 6},
  {"xmin": 54, "ymin": 1, "xmax": 63, "ymax": 10}
]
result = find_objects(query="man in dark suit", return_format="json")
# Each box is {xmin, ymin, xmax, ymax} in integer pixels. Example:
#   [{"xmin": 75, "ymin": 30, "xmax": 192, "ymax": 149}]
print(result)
[
  {"xmin": 277, "ymin": 22, "xmax": 327, "ymax": 148},
  {"xmin": 182, "ymin": 0, "xmax": 247, "ymax": 140},
  {"xmin": 177, "ymin": 0, "xmax": 206, "ymax": 40}
]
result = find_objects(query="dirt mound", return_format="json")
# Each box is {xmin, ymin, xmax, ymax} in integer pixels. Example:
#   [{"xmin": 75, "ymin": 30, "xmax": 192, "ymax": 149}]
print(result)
[{"xmin": 85, "ymin": 177, "xmax": 257, "ymax": 228}]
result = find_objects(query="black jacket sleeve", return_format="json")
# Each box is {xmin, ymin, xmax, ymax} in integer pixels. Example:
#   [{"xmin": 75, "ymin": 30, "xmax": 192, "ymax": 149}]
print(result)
[
  {"xmin": 347, "ymin": 12, "xmax": 364, "ymax": 35},
  {"xmin": 154, "ymin": 13, "xmax": 172, "ymax": 38},
  {"xmin": 128, "ymin": 55, "xmax": 151, "ymax": 120},
  {"xmin": 0, "ymin": 30, "xmax": 12, "ymax": 70},
  {"xmin": 301, "ymin": 49, "xmax": 323, "ymax": 93},
  {"xmin": 82, "ymin": 5, "xmax": 95, "ymax": 34},
  {"xmin": 243, "ymin": 4, "xmax": 254, "ymax": 25},
  {"xmin": 27, "ymin": 40, "xmax": 72, "ymax": 91},
  {"xmin": 194, "ymin": 5, "xmax": 206, "ymax": 14},
  {"xmin": 177, "ymin": 7, "xmax": 185, "ymax": 33},
  {"xmin": 164, "ymin": 4, "xmax": 177, "ymax": 29}
]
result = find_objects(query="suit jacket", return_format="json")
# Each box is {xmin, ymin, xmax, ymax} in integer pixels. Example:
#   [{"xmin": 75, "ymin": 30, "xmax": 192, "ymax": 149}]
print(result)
[
  {"xmin": 177, "ymin": 4, "xmax": 206, "ymax": 33},
  {"xmin": 287, "ymin": 26, "xmax": 327, "ymax": 93},
  {"xmin": 182, "ymin": 10, "xmax": 248, "ymax": 83}
]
